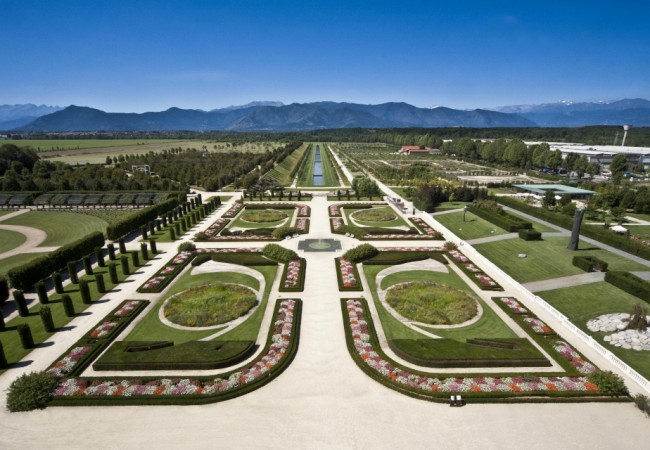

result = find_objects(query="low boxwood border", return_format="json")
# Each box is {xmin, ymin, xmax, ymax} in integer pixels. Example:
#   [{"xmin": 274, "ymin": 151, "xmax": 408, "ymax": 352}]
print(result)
[
  {"xmin": 335, "ymin": 258, "xmax": 364, "ymax": 291},
  {"xmin": 341, "ymin": 298, "xmax": 623, "ymax": 403},
  {"xmin": 48, "ymin": 299, "xmax": 302, "ymax": 407},
  {"xmin": 137, "ymin": 251, "xmax": 195, "ymax": 293},
  {"xmin": 279, "ymin": 258, "xmax": 307, "ymax": 292},
  {"xmin": 604, "ymin": 271, "xmax": 650, "ymax": 303},
  {"xmin": 445, "ymin": 252, "xmax": 503, "ymax": 291}
]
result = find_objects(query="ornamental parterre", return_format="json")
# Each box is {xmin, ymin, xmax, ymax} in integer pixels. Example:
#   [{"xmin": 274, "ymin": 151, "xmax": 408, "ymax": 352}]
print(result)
[
  {"xmin": 114, "ymin": 300, "xmax": 140, "ymax": 317},
  {"xmin": 52, "ymin": 299, "xmax": 297, "ymax": 399},
  {"xmin": 284, "ymin": 260, "xmax": 302, "ymax": 289},
  {"xmin": 47, "ymin": 346, "xmax": 93, "ymax": 377},
  {"xmin": 498, "ymin": 297, "xmax": 529, "ymax": 315},
  {"xmin": 345, "ymin": 299, "xmax": 599, "ymax": 395},
  {"xmin": 524, "ymin": 317, "xmax": 554, "ymax": 335},
  {"xmin": 553, "ymin": 341, "xmax": 597, "ymax": 375},
  {"xmin": 222, "ymin": 202, "xmax": 244, "ymax": 218},
  {"xmin": 339, "ymin": 258, "xmax": 358, "ymax": 288},
  {"xmin": 90, "ymin": 321, "xmax": 118, "ymax": 339}
]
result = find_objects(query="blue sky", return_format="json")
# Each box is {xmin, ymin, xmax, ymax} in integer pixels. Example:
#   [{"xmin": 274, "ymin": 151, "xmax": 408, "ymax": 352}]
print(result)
[{"xmin": 2, "ymin": 0, "xmax": 649, "ymax": 112}]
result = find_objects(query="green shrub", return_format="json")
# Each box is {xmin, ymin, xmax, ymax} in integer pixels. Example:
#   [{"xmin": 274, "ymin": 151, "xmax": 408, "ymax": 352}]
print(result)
[
  {"xmin": 120, "ymin": 255, "xmax": 130, "ymax": 275},
  {"xmin": 470, "ymin": 202, "xmax": 532, "ymax": 232},
  {"xmin": 443, "ymin": 241, "xmax": 458, "ymax": 250},
  {"xmin": 633, "ymin": 394, "xmax": 650, "ymax": 416},
  {"xmin": 342, "ymin": 244, "xmax": 379, "ymax": 262},
  {"xmin": 572, "ymin": 256, "xmax": 608, "ymax": 272},
  {"xmin": 52, "ymin": 271, "xmax": 64, "ymax": 294},
  {"xmin": 82, "ymin": 256, "xmax": 93, "ymax": 276},
  {"xmin": 587, "ymin": 370, "xmax": 628, "ymax": 397},
  {"xmin": 39, "ymin": 306, "xmax": 55, "ymax": 332},
  {"xmin": 272, "ymin": 226, "xmax": 300, "ymax": 240},
  {"xmin": 17, "ymin": 324, "xmax": 34, "ymax": 349},
  {"xmin": 262, "ymin": 244, "xmax": 298, "ymax": 263},
  {"xmin": 67, "ymin": 261, "xmax": 79, "ymax": 284},
  {"xmin": 0, "ymin": 341, "xmax": 7, "ymax": 368},
  {"xmin": 140, "ymin": 242, "xmax": 149, "ymax": 260},
  {"xmin": 336, "ymin": 224, "xmax": 366, "ymax": 237},
  {"xmin": 149, "ymin": 239, "xmax": 157, "ymax": 254},
  {"xmin": 108, "ymin": 262, "xmax": 119, "ymax": 284},
  {"xmin": 35, "ymin": 281, "xmax": 48, "ymax": 304},
  {"xmin": 0, "ymin": 276, "xmax": 8, "ymax": 304},
  {"xmin": 131, "ymin": 251, "xmax": 140, "ymax": 267},
  {"xmin": 13, "ymin": 290, "xmax": 29, "ymax": 317},
  {"xmin": 178, "ymin": 241, "xmax": 196, "ymax": 252},
  {"xmin": 604, "ymin": 271, "xmax": 650, "ymax": 303},
  {"xmin": 106, "ymin": 198, "xmax": 179, "ymax": 240},
  {"xmin": 62, "ymin": 294, "xmax": 75, "ymax": 317},
  {"xmin": 79, "ymin": 279, "xmax": 91, "ymax": 305},
  {"xmin": 518, "ymin": 229, "xmax": 542, "ymax": 241},
  {"xmin": 95, "ymin": 273, "xmax": 106, "ymax": 293},
  {"xmin": 6, "ymin": 371, "xmax": 58, "ymax": 412},
  {"xmin": 107, "ymin": 243, "xmax": 116, "ymax": 260}
]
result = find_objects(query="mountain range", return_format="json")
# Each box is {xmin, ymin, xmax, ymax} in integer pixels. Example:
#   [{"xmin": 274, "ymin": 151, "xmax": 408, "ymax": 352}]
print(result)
[{"xmin": 2, "ymin": 98, "xmax": 649, "ymax": 132}]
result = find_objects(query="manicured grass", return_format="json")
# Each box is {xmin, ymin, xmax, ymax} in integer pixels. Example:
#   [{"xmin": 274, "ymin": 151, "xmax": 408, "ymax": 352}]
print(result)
[
  {"xmin": 506, "ymin": 211, "xmax": 556, "ymax": 232},
  {"xmin": 319, "ymin": 143, "xmax": 341, "ymax": 186},
  {"xmin": 386, "ymin": 281, "xmax": 477, "ymax": 325},
  {"xmin": 0, "ymin": 253, "xmax": 49, "ymax": 275},
  {"xmin": 352, "ymin": 207, "xmax": 397, "ymax": 223},
  {"xmin": 628, "ymin": 225, "xmax": 650, "ymax": 239},
  {"xmin": 474, "ymin": 237, "xmax": 649, "ymax": 283},
  {"xmin": 67, "ymin": 209, "xmax": 137, "ymax": 225},
  {"xmin": 0, "ymin": 229, "xmax": 26, "ymax": 253},
  {"xmin": 230, "ymin": 208, "xmax": 294, "ymax": 230},
  {"xmin": 297, "ymin": 144, "xmax": 316, "ymax": 186},
  {"xmin": 434, "ymin": 211, "xmax": 509, "ymax": 240},
  {"xmin": 164, "ymin": 283, "xmax": 257, "ymax": 327},
  {"xmin": 434, "ymin": 201, "xmax": 470, "ymax": 211},
  {"xmin": 540, "ymin": 282, "xmax": 650, "ymax": 379},
  {"xmin": 3, "ymin": 211, "xmax": 108, "ymax": 246},
  {"xmin": 345, "ymin": 206, "xmax": 409, "ymax": 228},
  {"xmin": 240, "ymin": 209, "xmax": 288, "ymax": 223},
  {"xmin": 0, "ymin": 211, "xmax": 11, "ymax": 217},
  {"xmin": 264, "ymin": 143, "xmax": 309, "ymax": 185},
  {"xmin": 391, "ymin": 338, "xmax": 544, "ymax": 363},
  {"xmin": 125, "ymin": 266, "xmax": 275, "ymax": 344},
  {"xmin": 0, "ymin": 251, "xmax": 139, "ymax": 372}
]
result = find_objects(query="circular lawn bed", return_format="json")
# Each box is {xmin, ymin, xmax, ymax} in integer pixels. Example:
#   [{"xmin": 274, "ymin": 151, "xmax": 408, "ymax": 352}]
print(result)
[
  {"xmin": 240, "ymin": 209, "xmax": 288, "ymax": 223},
  {"xmin": 351, "ymin": 207, "xmax": 397, "ymax": 223},
  {"xmin": 386, "ymin": 281, "xmax": 477, "ymax": 325},
  {"xmin": 164, "ymin": 283, "xmax": 257, "ymax": 327}
]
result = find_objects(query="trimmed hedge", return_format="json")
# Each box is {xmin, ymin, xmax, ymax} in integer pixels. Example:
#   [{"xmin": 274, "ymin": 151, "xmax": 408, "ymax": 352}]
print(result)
[
  {"xmin": 364, "ymin": 251, "xmax": 448, "ymax": 266},
  {"xmin": 604, "ymin": 271, "xmax": 650, "ymax": 303},
  {"xmin": 7, "ymin": 231, "xmax": 105, "ymax": 291},
  {"xmin": 342, "ymin": 243, "xmax": 379, "ymax": 262},
  {"xmin": 106, "ymin": 197, "xmax": 179, "ymax": 240},
  {"xmin": 469, "ymin": 205, "xmax": 532, "ymax": 232},
  {"xmin": 497, "ymin": 196, "xmax": 650, "ymax": 260},
  {"xmin": 0, "ymin": 277, "xmax": 8, "ymax": 304},
  {"xmin": 518, "ymin": 229, "xmax": 542, "ymax": 241},
  {"xmin": 262, "ymin": 244, "xmax": 298, "ymax": 263},
  {"xmin": 572, "ymin": 256, "xmax": 608, "ymax": 272}
]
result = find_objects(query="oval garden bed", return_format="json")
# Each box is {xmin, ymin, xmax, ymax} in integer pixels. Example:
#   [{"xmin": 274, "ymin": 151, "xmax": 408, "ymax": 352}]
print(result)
[
  {"xmin": 385, "ymin": 281, "xmax": 478, "ymax": 325},
  {"xmin": 164, "ymin": 283, "xmax": 257, "ymax": 327},
  {"xmin": 240, "ymin": 209, "xmax": 288, "ymax": 223},
  {"xmin": 351, "ymin": 207, "xmax": 398, "ymax": 223}
]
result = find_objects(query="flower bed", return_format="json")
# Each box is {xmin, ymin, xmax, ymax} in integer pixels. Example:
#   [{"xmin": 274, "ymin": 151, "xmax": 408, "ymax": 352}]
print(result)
[
  {"xmin": 195, "ymin": 248, "xmax": 262, "ymax": 254},
  {"xmin": 496, "ymin": 297, "xmax": 529, "ymax": 315},
  {"xmin": 202, "ymin": 218, "xmax": 230, "ymax": 239},
  {"xmin": 446, "ymin": 249, "xmax": 503, "ymax": 291},
  {"xmin": 295, "ymin": 218, "xmax": 310, "ymax": 233},
  {"xmin": 46, "ymin": 300, "xmax": 148, "ymax": 378},
  {"xmin": 138, "ymin": 251, "xmax": 195, "ymax": 293},
  {"xmin": 342, "ymin": 298, "xmax": 607, "ymax": 400},
  {"xmin": 279, "ymin": 259, "xmax": 306, "ymax": 292},
  {"xmin": 331, "ymin": 218, "xmax": 343, "ymax": 232},
  {"xmin": 297, "ymin": 204, "xmax": 310, "ymax": 217},
  {"xmin": 336, "ymin": 258, "xmax": 363, "ymax": 291},
  {"xmin": 49, "ymin": 299, "xmax": 301, "ymax": 406},
  {"xmin": 523, "ymin": 317, "xmax": 554, "ymax": 335},
  {"xmin": 553, "ymin": 341, "xmax": 597, "ymax": 375},
  {"xmin": 329, "ymin": 205, "xmax": 341, "ymax": 217},
  {"xmin": 409, "ymin": 217, "xmax": 443, "ymax": 239},
  {"xmin": 222, "ymin": 202, "xmax": 244, "ymax": 218}
]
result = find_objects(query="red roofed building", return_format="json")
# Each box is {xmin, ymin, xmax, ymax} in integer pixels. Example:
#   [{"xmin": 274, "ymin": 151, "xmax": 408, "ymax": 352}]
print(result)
[{"xmin": 398, "ymin": 146, "xmax": 440, "ymax": 155}]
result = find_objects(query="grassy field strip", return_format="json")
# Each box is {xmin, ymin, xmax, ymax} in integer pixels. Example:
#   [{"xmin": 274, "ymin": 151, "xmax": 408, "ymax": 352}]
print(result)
[
  {"xmin": 297, "ymin": 144, "xmax": 317, "ymax": 186},
  {"xmin": 432, "ymin": 211, "xmax": 509, "ymax": 241},
  {"xmin": 318, "ymin": 143, "xmax": 341, "ymax": 186},
  {"xmin": 264, "ymin": 142, "xmax": 309, "ymax": 185},
  {"xmin": 4, "ymin": 139, "xmax": 181, "ymax": 152}
]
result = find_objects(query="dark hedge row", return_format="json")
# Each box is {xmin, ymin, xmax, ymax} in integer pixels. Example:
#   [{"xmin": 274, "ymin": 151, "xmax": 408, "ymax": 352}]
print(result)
[
  {"xmin": 342, "ymin": 244, "xmax": 379, "ymax": 262},
  {"xmin": 496, "ymin": 196, "xmax": 650, "ymax": 260},
  {"xmin": 7, "ymin": 232, "xmax": 105, "ymax": 290},
  {"xmin": 106, "ymin": 197, "xmax": 180, "ymax": 240},
  {"xmin": 469, "ymin": 205, "xmax": 532, "ymax": 232},
  {"xmin": 518, "ymin": 229, "xmax": 542, "ymax": 241},
  {"xmin": 572, "ymin": 255, "xmax": 609, "ymax": 272},
  {"xmin": 262, "ymin": 244, "xmax": 298, "ymax": 263},
  {"xmin": 604, "ymin": 271, "xmax": 650, "ymax": 303}
]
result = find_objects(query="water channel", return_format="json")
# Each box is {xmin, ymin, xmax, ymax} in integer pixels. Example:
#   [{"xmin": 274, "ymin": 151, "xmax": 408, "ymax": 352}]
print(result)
[{"xmin": 312, "ymin": 144, "xmax": 324, "ymax": 186}]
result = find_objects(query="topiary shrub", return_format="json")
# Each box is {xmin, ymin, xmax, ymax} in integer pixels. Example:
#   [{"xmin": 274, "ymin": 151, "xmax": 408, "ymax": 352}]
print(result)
[
  {"xmin": 177, "ymin": 241, "xmax": 196, "ymax": 252},
  {"xmin": 108, "ymin": 262, "xmax": 119, "ymax": 284},
  {"xmin": 262, "ymin": 244, "xmax": 298, "ymax": 263},
  {"xmin": 95, "ymin": 247, "xmax": 105, "ymax": 267},
  {"xmin": 120, "ymin": 255, "xmax": 130, "ymax": 275},
  {"xmin": 604, "ymin": 271, "xmax": 650, "ymax": 302},
  {"xmin": 39, "ymin": 306, "xmax": 55, "ymax": 332},
  {"xmin": 572, "ymin": 255, "xmax": 608, "ymax": 272},
  {"xmin": 107, "ymin": 243, "xmax": 116, "ymax": 260},
  {"xmin": 587, "ymin": 370, "xmax": 628, "ymax": 397},
  {"xmin": 342, "ymin": 244, "xmax": 379, "ymax": 263},
  {"xmin": 149, "ymin": 239, "xmax": 157, "ymax": 254},
  {"xmin": 0, "ymin": 341, "xmax": 7, "ymax": 369},
  {"xmin": 0, "ymin": 276, "xmax": 9, "ymax": 304},
  {"xmin": 13, "ymin": 290, "xmax": 29, "ymax": 317},
  {"xmin": 131, "ymin": 251, "xmax": 140, "ymax": 268},
  {"xmin": 443, "ymin": 241, "xmax": 458, "ymax": 250},
  {"xmin": 633, "ymin": 394, "xmax": 650, "ymax": 416},
  {"xmin": 35, "ymin": 281, "xmax": 48, "ymax": 304},
  {"xmin": 62, "ymin": 294, "xmax": 75, "ymax": 317},
  {"xmin": 67, "ymin": 261, "xmax": 79, "ymax": 284},
  {"xmin": 17, "ymin": 324, "xmax": 34, "ymax": 349},
  {"xmin": 272, "ymin": 226, "xmax": 300, "ymax": 240},
  {"xmin": 95, "ymin": 273, "xmax": 106, "ymax": 293},
  {"xmin": 518, "ymin": 229, "xmax": 542, "ymax": 241},
  {"xmin": 140, "ymin": 242, "xmax": 149, "ymax": 260},
  {"xmin": 82, "ymin": 256, "xmax": 93, "ymax": 276},
  {"xmin": 79, "ymin": 279, "xmax": 91, "ymax": 305},
  {"xmin": 6, "ymin": 371, "xmax": 58, "ymax": 412},
  {"xmin": 52, "ymin": 271, "xmax": 64, "ymax": 294}
]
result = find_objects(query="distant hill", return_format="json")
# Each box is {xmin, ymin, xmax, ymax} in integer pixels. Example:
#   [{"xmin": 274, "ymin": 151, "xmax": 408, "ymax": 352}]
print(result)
[
  {"xmin": 490, "ymin": 98, "xmax": 650, "ymax": 127},
  {"xmin": 0, "ymin": 104, "xmax": 63, "ymax": 130},
  {"xmin": 16, "ymin": 102, "xmax": 534, "ymax": 132}
]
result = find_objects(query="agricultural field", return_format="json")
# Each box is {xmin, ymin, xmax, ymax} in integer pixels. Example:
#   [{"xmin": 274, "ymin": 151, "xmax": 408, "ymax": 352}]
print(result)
[{"xmin": 3, "ymin": 139, "xmax": 181, "ymax": 152}]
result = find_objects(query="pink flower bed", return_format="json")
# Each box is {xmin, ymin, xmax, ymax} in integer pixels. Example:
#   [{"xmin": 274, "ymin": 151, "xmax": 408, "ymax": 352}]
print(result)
[
  {"xmin": 90, "ymin": 321, "xmax": 119, "ymax": 339},
  {"xmin": 329, "ymin": 205, "xmax": 341, "ymax": 216},
  {"xmin": 283, "ymin": 260, "xmax": 302, "ymax": 288},
  {"xmin": 498, "ymin": 297, "xmax": 528, "ymax": 315},
  {"xmin": 463, "ymin": 263, "xmax": 480, "ymax": 273},
  {"xmin": 296, "ymin": 218, "xmax": 308, "ymax": 232},
  {"xmin": 208, "ymin": 235, "xmax": 271, "ymax": 240},
  {"xmin": 339, "ymin": 258, "xmax": 358, "ymax": 288},
  {"xmin": 448, "ymin": 249, "xmax": 469, "ymax": 263},
  {"xmin": 172, "ymin": 251, "xmax": 192, "ymax": 265},
  {"xmin": 298, "ymin": 205, "xmax": 310, "ymax": 217},
  {"xmin": 523, "ymin": 317, "xmax": 553, "ymax": 334},
  {"xmin": 553, "ymin": 341, "xmax": 597, "ymax": 374},
  {"xmin": 142, "ymin": 276, "xmax": 165, "ymax": 290},
  {"xmin": 114, "ymin": 300, "xmax": 141, "ymax": 317},
  {"xmin": 382, "ymin": 247, "xmax": 438, "ymax": 251},
  {"xmin": 345, "ymin": 299, "xmax": 599, "ymax": 394},
  {"xmin": 47, "ymin": 346, "xmax": 93, "ymax": 377},
  {"xmin": 53, "ymin": 299, "xmax": 297, "ymax": 398},
  {"xmin": 368, "ymin": 234, "xmax": 436, "ymax": 239},
  {"xmin": 222, "ymin": 202, "xmax": 244, "ymax": 218},
  {"xmin": 204, "ymin": 218, "xmax": 229, "ymax": 238},
  {"xmin": 331, "ymin": 218, "xmax": 343, "ymax": 231},
  {"xmin": 196, "ymin": 248, "xmax": 261, "ymax": 253},
  {"xmin": 410, "ymin": 217, "xmax": 439, "ymax": 237}
]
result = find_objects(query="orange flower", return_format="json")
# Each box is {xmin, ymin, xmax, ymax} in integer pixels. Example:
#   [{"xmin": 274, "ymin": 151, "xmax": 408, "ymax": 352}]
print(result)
[
  {"xmin": 584, "ymin": 382, "xmax": 599, "ymax": 391},
  {"xmin": 545, "ymin": 383, "xmax": 558, "ymax": 391}
]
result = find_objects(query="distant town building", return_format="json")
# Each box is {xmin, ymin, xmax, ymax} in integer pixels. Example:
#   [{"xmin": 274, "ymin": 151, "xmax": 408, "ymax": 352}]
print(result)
[
  {"xmin": 398, "ymin": 146, "xmax": 441, "ymax": 155},
  {"xmin": 513, "ymin": 184, "xmax": 596, "ymax": 200}
]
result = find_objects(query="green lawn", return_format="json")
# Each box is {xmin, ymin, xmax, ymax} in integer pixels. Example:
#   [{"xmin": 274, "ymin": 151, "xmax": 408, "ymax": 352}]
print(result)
[
  {"xmin": 0, "ymin": 253, "xmax": 49, "ymax": 275},
  {"xmin": 540, "ymin": 282, "xmax": 650, "ymax": 379},
  {"xmin": 2, "ymin": 138, "xmax": 180, "ymax": 152},
  {"xmin": 433, "ymin": 211, "xmax": 509, "ymax": 240},
  {"xmin": 628, "ymin": 225, "xmax": 650, "ymax": 239},
  {"xmin": 319, "ymin": 143, "xmax": 341, "ymax": 186},
  {"xmin": 125, "ymin": 266, "xmax": 275, "ymax": 344},
  {"xmin": 230, "ymin": 207, "xmax": 295, "ymax": 229},
  {"xmin": 264, "ymin": 143, "xmax": 309, "ymax": 185},
  {"xmin": 3, "ymin": 211, "xmax": 108, "ymax": 246},
  {"xmin": 0, "ymin": 229, "xmax": 26, "ymax": 253},
  {"xmin": 506, "ymin": 211, "xmax": 557, "ymax": 232},
  {"xmin": 347, "ymin": 206, "xmax": 409, "ymax": 228},
  {"xmin": 474, "ymin": 237, "xmax": 649, "ymax": 283},
  {"xmin": 434, "ymin": 201, "xmax": 471, "ymax": 211},
  {"xmin": 297, "ymin": 144, "xmax": 316, "ymax": 186}
]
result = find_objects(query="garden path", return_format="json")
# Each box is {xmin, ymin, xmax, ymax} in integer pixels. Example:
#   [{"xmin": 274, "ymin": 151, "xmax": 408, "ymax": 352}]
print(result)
[{"xmin": 523, "ymin": 272, "xmax": 606, "ymax": 293}]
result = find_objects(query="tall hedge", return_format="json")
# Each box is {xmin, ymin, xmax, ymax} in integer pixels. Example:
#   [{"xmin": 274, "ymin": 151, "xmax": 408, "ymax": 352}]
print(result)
[
  {"xmin": 604, "ymin": 271, "xmax": 650, "ymax": 303},
  {"xmin": 343, "ymin": 244, "xmax": 379, "ymax": 262},
  {"xmin": 469, "ymin": 205, "xmax": 532, "ymax": 232},
  {"xmin": 7, "ymin": 231, "xmax": 105, "ymax": 291},
  {"xmin": 572, "ymin": 256, "xmax": 608, "ymax": 272},
  {"xmin": 106, "ymin": 198, "xmax": 179, "ymax": 240},
  {"xmin": 0, "ymin": 276, "xmax": 8, "ymax": 304},
  {"xmin": 262, "ymin": 244, "xmax": 298, "ymax": 263}
]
